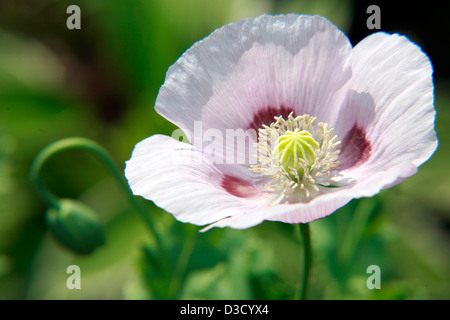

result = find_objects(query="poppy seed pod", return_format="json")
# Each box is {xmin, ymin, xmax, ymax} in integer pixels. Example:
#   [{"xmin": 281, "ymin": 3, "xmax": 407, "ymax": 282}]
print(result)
[{"xmin": 46, "ymin": 199, "xmax": 106, "ymax": 254}]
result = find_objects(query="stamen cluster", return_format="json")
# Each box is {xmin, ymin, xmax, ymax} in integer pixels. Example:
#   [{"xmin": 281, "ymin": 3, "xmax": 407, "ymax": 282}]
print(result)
[{"xmin": 251, "ymin": 113, "xmax": 341, "ymax": 203}]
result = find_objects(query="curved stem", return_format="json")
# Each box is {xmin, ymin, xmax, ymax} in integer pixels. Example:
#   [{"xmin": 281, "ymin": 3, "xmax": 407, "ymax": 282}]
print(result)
[
  {"xmin": 29, "ymin": 137, "xmax": 163, "ymax": 254},
  {"xmin": 296, "ymin": 223, "xmax": 312, "ymax": 300},
  {"xmin": 29, "ymin": 141, "xmax": 63, "ymax": 209}
]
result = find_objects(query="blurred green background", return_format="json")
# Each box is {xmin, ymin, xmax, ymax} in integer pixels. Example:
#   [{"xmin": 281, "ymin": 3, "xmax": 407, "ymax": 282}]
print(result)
[{"xmin": 0, "ymin": 0, "xmax": 449, "ymax": 300}]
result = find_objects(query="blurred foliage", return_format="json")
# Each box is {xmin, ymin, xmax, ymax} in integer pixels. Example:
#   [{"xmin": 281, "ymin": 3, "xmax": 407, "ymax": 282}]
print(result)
[{"xmin": 0, "ymin": 0, "xmax": 448, "ymax": 300}]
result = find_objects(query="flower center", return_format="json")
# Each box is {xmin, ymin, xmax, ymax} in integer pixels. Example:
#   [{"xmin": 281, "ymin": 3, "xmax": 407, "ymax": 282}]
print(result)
[
  {"xmin": 250, "ymin": 113, "xmax": 341, "ymax": 204},
  {"xmin": 272, "ymin": 128, "xmax": 320, "ymax": 178}
]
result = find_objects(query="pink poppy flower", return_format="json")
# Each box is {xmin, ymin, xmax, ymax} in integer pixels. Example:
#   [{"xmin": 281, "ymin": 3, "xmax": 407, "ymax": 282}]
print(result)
[{"xmin": 125, "ymin": 14, "xmax": 437, "ymax": 231}]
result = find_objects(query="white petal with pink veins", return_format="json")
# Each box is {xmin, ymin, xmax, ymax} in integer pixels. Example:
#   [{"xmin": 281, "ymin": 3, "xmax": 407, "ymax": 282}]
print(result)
[
  {"xmin": 125, "ymin": 135, "xmax": 267, "ymax": 226},
  {"xmin": 337, "ymin": 32, "xmax": 437, "ymax": 182},
  {"xmin": 156, "ymin": 14, "xmax": 352, "ymax": 141}
]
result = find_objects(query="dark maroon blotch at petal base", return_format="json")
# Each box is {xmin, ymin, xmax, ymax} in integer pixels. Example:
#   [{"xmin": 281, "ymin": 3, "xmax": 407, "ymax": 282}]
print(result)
[
  {"xmin": 247, "ymin": 106, "xmax": 295, "ymax": 132},
  {"xmin": 338, "ymin": 125, "xmax": 372, "ymax": 170},
  {"xmin": 221, "ymin": 175, "xmax": 259, "ymax": 198}
]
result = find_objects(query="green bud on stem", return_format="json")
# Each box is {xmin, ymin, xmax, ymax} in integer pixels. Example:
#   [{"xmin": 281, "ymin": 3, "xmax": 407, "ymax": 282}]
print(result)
[{"xmin": 46, "ymin": 199, "xmax": 106, "ymax": 255}]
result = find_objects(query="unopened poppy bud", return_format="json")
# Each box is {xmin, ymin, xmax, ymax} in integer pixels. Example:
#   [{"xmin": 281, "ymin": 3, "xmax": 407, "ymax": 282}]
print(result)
[{"xmin": 46, "ymin": 199, "xmax": 106, "ymax": 255}]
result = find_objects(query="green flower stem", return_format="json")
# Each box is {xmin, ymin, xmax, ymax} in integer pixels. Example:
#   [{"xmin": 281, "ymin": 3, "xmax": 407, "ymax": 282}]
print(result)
[
  {"xmin": 296, "ymin": 223, "xmax": 312, "ymax": 300},
  {"xmin": 337, "ymin": 198, "xmax": 378, "ymax": 264},
  {"xmin": 30, "ymin": 137, "xmax": 163, "ymax": 254},
  {"xmin": 168, "ymin": 227, "xmax": 197, "ymax": 299}
]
